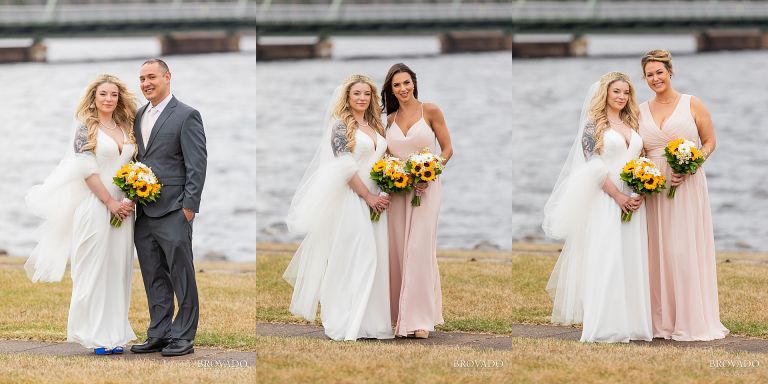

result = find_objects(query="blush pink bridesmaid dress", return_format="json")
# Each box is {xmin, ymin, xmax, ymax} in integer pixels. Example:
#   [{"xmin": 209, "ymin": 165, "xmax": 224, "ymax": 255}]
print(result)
[
  {"xmin": 386, "ymin": 103, "xmax": 444, "ymax": 337},
  {"xmin": 638, "ymin": 94, "xmax": 729, "ymax": 341}
]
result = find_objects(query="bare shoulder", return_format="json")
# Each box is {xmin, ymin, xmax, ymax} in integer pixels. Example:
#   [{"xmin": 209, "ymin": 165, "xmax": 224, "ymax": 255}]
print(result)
[
  {"xmin": 689, "ymin": 94, "xmax": 710, "ymax": 115},
  {"xmin": 422, "ymin": 102, "xmax": 443, "ymax": 119},
  {"xmin": 386, "ymin": 113, "xmax": 395, "ymax": 128},
  {"xmin": 689, "ymin": 94, "xmax": 708, "ymax": 109}
]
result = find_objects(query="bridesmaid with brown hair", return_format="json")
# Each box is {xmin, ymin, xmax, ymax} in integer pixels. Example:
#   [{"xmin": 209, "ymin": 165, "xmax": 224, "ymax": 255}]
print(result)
[
  {"xmin": 637, "ymin": 49, "xmax": 728, "ymax": 341},
  {"xmin": 381, "ymin": 63, "xmax": 453, "ymax": 339}
]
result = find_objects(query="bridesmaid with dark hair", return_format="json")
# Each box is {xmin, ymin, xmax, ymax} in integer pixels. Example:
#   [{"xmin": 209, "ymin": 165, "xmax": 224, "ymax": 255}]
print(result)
[
  {"xmin": 637, "ymin": 49, "xmax": 728, "ymax": 341},
  {"xmin": 381, "ymin": 63, "xmax": 453, "ymax": 339}
]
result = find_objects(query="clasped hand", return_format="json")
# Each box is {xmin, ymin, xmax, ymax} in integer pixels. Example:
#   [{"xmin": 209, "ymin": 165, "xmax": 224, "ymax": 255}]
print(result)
[
  {"xmin": 669, "ymin": 172, "xmax": 687, "ymax": 187},
  {"xmin": 108, "ymin": 199, "xmax": 135, "ymax": 220},
  {"xmin": 614, "ymin": 194, "xmax": 642, "ymax": 214},
  {"xmin": 366, "ymin": 194, "xmax": 390, "ymax": 213}
]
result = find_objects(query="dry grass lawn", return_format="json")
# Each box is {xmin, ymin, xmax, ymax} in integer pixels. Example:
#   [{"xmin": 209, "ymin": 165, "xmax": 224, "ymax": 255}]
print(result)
[
  {"xmin": 0, "ymin": 353, "xmax": 255, "ymax": 384},
  {"xmin": 0, "ymin": 256, "xmax": 257, "ymax": 349},
  {"xmin": 256, "ymin": 243, "xmax": 513, "ymax": 334},
  {"xmin": 255, "ymin": 336, "xmax": 767, "ymax": 383},
  {"xmin": 512, "ymin": 243, "xmax": 768, "ymax": 338}
]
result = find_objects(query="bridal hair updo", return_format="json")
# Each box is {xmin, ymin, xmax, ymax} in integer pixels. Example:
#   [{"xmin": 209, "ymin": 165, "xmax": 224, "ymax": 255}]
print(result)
[
  {"xmin": 332, "ymin": 74, "xmax": 385, "ymax": 152},
  {"xmin": 381, "ymin": 62, "xmax": 418, "ymax": 115},
  {"xmin": 641, "ymin": 49, "xmax": 673, "ymax": 75},
  {"xmin": 74, "ymin": 74, "xmax": 138, "ymax": 156},
  {"xmin": 587, "ymin": 71, "xmax": 640, "ymax": 154}
]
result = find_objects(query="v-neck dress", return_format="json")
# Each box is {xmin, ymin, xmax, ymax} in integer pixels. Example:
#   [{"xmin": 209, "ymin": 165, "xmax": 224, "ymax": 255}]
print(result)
[
  {"xmin": 638, "ymin": 94, "xmax": 729, "ymax": 341},
  {"xmin": 385, "ymin": 105, "xmax": 444, "ymax": 336}
]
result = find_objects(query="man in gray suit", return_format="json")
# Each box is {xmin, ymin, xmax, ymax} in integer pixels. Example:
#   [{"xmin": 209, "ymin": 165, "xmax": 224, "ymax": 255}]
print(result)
[{"xmin": 130, "ymin": 59, "xmax": 206, "ymax": 357}]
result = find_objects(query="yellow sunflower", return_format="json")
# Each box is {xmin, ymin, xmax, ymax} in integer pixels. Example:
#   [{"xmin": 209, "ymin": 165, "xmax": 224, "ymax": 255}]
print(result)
[
  {"xmin": 421, "ymin": 167, "xmax": 436, "ymax": 182},
  {"xmin": 691, "ymin": 147, "xmax": 702, "ymax": 160},
  {"xmin": 136, "ymin": 182, "xmax": 150, "ymax": 198},
  {"xmin": 373, "ymin": 160, "xmax": 386, "ymax": 172}
]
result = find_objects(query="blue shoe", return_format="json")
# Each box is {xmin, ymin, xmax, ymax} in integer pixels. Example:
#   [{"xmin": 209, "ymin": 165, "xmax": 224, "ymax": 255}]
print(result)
[
  {"xmin": 94, "ymin": 347, "xmax": 113, "ymax": 355},
  {"xmin": 112, "ymin": 346, "xmax": 124, "ymax": 354}
]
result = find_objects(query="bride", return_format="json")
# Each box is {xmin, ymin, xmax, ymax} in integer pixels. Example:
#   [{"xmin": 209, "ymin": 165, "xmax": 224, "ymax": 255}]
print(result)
[
  {"xmin": 284, "ymin": 74, "xmax": 394, "ymax": 341},
  {"xmin": 543, "ymin": 71, "xmax": 652, "ymax": 343},
  {"xmin": 25, "ymin": 74, "xmax": 138, "ymax": 354}
]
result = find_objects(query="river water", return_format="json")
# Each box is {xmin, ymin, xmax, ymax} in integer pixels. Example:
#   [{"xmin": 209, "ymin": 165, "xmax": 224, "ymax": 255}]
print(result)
[
  {"xmin": 256, "ymin": 37, "xmax": 513, "ymax": 251},
  {"xmin": 0, "ymin": 36, "xmax": 257, "ymax": 262},
  {"xmin": 511, "ymin": 38, "xmax": 768, "ymax": 252}
]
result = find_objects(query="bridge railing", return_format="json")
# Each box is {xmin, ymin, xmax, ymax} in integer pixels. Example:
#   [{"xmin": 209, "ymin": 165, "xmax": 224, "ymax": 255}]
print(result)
[
  {"xmin": 0, "ymin": 2, "xmax": 257, "ymax": 25},
  {"xmin": 256, "ymin": 1, "xmax": 768, "ymax": 23},
  {"xmin": 257, "ymin": 3, "xmax": 514, "ymax": 22},
  {"xmin": 512, "ymin": 1, "xmax": 768, "ymax": 20}
]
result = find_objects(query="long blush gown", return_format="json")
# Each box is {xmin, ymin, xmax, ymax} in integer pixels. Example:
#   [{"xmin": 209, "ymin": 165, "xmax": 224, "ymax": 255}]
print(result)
[
  {"xmin": 386, "ymin": 103, "xmax": 444, "ymax": 337},
  {"xmin": 638, "ymin": 94, "xmax": 729, "ymax": 341}
]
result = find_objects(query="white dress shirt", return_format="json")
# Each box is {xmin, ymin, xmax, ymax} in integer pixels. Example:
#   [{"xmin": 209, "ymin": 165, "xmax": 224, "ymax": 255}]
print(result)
[{"xmin": 141, "ymin": 93, "xmax": 173, "ymax": 148}]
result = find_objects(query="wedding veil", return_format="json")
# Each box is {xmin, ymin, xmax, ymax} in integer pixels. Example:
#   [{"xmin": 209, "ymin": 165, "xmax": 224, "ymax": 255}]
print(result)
[
  {"xmin": 542, "ymin": 81, "xmax": 611, "ymax": 324},
  {"xmin": 282, "ymin": 85, "xmax": 359, "ymax": 320},
  {"xmin": 24, "ymin": 119, "xmax": 99, "ymax": 282}
]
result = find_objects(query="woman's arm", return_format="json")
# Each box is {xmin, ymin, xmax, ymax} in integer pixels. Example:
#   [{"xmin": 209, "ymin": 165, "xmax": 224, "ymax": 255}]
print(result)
[
  {"xmin": 425, "ymin": 103, "xmax": 453, "ymax": 164},
  {"xmin": 582, "ymin": 121, "xmax": 639, "ymax": 212},
  {"xmin": 331, "ymin": 120, "xmax": 389, "ymax": 212},
  {"xmin": 691, "ymin": 95, "xmax": 716, "ymax": 160},
  {"xmin": 74, "ymin": 125, "xmax": 132, "ymax": 219}
]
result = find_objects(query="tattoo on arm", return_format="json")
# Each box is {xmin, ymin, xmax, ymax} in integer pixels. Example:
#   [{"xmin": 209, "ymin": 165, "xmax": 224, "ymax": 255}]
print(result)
[
  {"xmin": 581, "ymin": 121, "xmax": 597, "ymax": 160},
  {"xmin": 73, "ymin": 124, "xmax": 91, "ymax": 154},
  {"xmin": 331, "ymin": 121, "xmax": 350, "ymax": 157}
]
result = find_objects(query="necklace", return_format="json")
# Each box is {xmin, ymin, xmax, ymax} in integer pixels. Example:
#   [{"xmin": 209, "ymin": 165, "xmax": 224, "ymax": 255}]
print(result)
[
  {"xmin": 356, "ymin": 120, "xmax": 370, "ymax": 128},
  {"xmin": 655, "ymin": 93, "xmax": 679, "ymax": 104},
  {"xmin": 99, "ymin": 119, "xmax": 118, "ymax": 130},
  {"xmin": 608, "ymin": 118, "xmax": 624, "ymax": 126}
]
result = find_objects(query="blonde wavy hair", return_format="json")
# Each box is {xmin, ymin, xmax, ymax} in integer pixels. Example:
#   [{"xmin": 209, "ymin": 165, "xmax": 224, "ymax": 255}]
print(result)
[
  {"xmin": 588, "ymin": 71, "xmax": 639, "ymax": 154},
  {"xmin": 641, "ymin": 49, "xmax": 673, "ymax": 76},
  {"xmin": 332, "ymin": 74, "xmax": 385, "ymax": 152},
  {"xmin": 74, "ymin": 74, "xmax": 138, "ymax": 156}
]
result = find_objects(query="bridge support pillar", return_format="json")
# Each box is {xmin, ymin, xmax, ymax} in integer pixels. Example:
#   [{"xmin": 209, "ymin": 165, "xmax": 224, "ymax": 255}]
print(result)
[
  {"xmin": 439, "ymin": 31, "xmax": 512, "ymax": 54},
  {"xmin": 256, "ymin": 37, "xmax": 332, "ymax": 61},
  {"xmin": 0, "ymin": 39, "xmax": 47, "ymax": 63},
  {"xmin": 511, "ymin": 36, "xmax": 587, "ymax": 58},
  {"xmin": 160, "ymin": 32, "xmax": 240, "ymax": 56},
  {"xmin": 696, "ymin": 29, "xmax": 763, "ymax": 52}
]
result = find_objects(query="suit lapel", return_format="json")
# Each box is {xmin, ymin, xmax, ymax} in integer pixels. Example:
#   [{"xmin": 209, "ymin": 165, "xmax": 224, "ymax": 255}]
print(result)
[
  {"xmin": 145, "ymin": 97, "xmax": 177, "ymax": 153},
  {"xmin": 135, "ymin": 103, "xmax": 150, "ymax": 155}
]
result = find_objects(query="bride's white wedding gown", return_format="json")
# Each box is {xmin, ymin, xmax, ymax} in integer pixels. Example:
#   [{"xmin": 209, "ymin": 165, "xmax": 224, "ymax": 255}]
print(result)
[
  {"xmin": 26, "ymin": 127, "xmax": 136, "ymax": 349},
  {"xmin": 547, "ymin": 128, "xmax": 653, "ymax": 343},
  {"xmin": 285, "ymin": 128, "xmax": 394, "ymax": 341}
]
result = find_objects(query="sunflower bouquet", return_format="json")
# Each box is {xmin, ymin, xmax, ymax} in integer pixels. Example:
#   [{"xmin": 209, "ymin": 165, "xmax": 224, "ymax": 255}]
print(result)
[
  {"xmin": 663, "ymin": 138, "xmax": 704, "ymax": 198},
  {"xmin": 619, "ymin": 157, "xmax": 666, "ymax": 222},
  {"xmin": 404, "ymin": 148, "xmax": 445, "ymax": 207},
  {"xmin": 369, "ymin": 155, "xmax": 411, "ymax": 221},
  {"xmin": 111, "ymin": 162, "xmax": 162, "ymax": 227}
]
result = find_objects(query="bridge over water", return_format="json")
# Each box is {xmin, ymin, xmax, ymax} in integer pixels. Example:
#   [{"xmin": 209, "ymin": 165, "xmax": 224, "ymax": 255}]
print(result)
[
  {"xmin": 254, "ymin": 0, "xmax": 768, "ymax": 59},
  {"xmin": 0, "ymin": 0, "xmax": 256, "ymax": 62},
  {"xmin": 256, "ymin": 1, "xmax": 768, "ymax": 35}
]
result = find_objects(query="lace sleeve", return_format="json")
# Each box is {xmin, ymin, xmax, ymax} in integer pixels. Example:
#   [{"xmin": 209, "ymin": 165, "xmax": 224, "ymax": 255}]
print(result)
[
  {"xmin": 581, "ymin": 121, "xmax": 598, "ymax": 160},
  {"xmin": 73, "ymin": 124, "xmax": 92, "ymax": 154},
  {"xmin": 330, "ymin": 120, "xmax": 350, "ymax": 157}
]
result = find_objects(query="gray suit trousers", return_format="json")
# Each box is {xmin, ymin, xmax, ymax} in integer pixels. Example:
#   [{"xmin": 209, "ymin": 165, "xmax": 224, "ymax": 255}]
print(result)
[{"xmin": 135, "ymin": 209, "xmax": 199, "ymax": 341}]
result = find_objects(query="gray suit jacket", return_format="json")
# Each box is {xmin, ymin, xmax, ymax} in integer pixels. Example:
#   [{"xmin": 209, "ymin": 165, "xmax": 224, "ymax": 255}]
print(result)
[{"xmin": 133, "ymin": 96, "xmax": 207, "ymax": 218}]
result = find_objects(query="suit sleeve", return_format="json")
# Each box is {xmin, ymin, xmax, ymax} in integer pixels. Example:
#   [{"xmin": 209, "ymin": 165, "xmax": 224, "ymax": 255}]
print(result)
[{"xmin": 180, "ymin": 109, "xmax": 207, "ymax": 213}]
